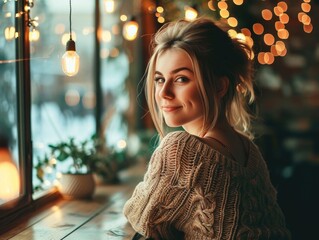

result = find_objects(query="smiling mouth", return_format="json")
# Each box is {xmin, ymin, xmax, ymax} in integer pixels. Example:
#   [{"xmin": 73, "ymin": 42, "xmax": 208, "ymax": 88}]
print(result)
[{"xmin": 162, "ymin": 106, "xmax": 182, "ymax": 112}]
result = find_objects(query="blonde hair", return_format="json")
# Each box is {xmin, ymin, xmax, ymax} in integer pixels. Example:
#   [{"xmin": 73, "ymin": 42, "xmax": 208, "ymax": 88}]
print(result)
[{"xmin": 145, "ymin": 17, "xmax": 255, "ymax": 139}]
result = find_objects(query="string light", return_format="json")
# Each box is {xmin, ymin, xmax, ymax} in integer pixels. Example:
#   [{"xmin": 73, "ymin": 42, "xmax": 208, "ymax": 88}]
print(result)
[
  {"xmin": 29, "ymin": 28, "xmax": 40, "ymax": 42},
  {"xmin": 61, "ymin": 0, "xmax": 80, "ymax": 77},
  {"xmin": 184, "ymin": 5, "xmax": 198, "ymax": 21},
  {"xmin": 4, "ymin": 26, "xmax": 15, "ymax": 41},
  {"xmin": 104, "ymin": 0, "xmax": 115, "ymax": 13},
  {"xmin": 123, "ymin": 17, "xmax": 139, "ymax": 41}
]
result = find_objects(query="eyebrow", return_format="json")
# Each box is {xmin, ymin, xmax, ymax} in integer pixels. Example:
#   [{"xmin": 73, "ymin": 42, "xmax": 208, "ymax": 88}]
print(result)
[{"xmin": 155, "ymin": 67, "xmax": 194, "ymax": 75}]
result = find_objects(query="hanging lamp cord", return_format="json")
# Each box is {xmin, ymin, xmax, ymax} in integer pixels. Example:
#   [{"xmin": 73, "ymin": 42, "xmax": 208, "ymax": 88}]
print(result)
[{"xmin": 69, "ymin": 0, "xmax": 72, "ymax": 40}]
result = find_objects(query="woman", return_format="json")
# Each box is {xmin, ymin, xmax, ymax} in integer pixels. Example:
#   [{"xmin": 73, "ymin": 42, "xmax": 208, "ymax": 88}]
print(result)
[{"xmin": 123, "ymin": 17, "xmax": 291, "ymax": 240}]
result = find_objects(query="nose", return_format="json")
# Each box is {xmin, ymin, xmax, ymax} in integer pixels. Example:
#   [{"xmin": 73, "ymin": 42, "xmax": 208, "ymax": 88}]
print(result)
[{"xmin": 158, "ymin": 82, "xmax": 174, "ymax": 99}]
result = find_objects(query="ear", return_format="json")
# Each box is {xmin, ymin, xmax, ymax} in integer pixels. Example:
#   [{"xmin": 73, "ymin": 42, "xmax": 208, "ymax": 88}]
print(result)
[{"xmin": 217, "ymin": 77, "xmax": 229, "ymax": 98}]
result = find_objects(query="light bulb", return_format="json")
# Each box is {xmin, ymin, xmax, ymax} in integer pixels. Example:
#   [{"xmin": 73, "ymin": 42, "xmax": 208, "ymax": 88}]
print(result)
[
  {"xmin": 0, "ymin": 148, "xmax": 20, "ymax": 201},
  {"xmin": 184, "ymin": 6, "xmax": 198, "ymax": 21},
  {"xmin": 4, "ymin": 26, "xmax": 15, "ymax": 41},
  {"xmin": 104, "ymin": 0, "xmax": 115, "ymax": 13},
  {"xmin": 29, "ymin": 28, "xmax": 40, "ymax": 42},
  {"xmin": 61, "ymin": 39, "xmax": 80, "ymax": 76},
  {"xmin": 123, "ymin": 18, "xmax": 139, "ymax": 41}
]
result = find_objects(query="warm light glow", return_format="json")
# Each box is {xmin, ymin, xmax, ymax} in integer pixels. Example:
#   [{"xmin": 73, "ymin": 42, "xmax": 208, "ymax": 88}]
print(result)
[
  {"xmin": 264, "ymin": 52, "xmax": 275, "ymax": 64},
  {"xmin": 112, "ymin": 25, "xmax": 120, "ymax": 35},
  {"xmin": 228, "ymin": 29, "xmax": 237, "ymax": 38},
  {"xmin": 258, "ymin": 52, "xmax": 265, "ymax": 64},
  {"xmin": 208, "ymin": 0, "xmax": 216, "ymax": 11},
  {"xmin": 277, "ymin": 1, "xmax": 288, "ymax": 12},
  {"xmin": 245, "ymin": 36, "xmax": 254, "ymax": 49},
  {"xmin": 158, "ymin": 16, "xmax": 165, "ymax": 23},
  {"xmin": 258, "ymin": 52, "xmax": 275, "ymax": 64},
  {"xmin": 303, "ymin": 23, "xmax": 313, "ymax": 33},
  {"xmin": 49, "ymin": 157, "xmax": 57, "ymax": 165},
  {"xmin": 277, "ymin": 29, "xmax": 289, "ymax": 39},
  {"xmin": 271, "ymin": 45, "xmax": 279, "ymax": 56},
  {"xmin": 82, "ymin": 91, "xmax": 95, "ymax": 109},
  {"xmin": 123, "ymin": 19, "xmax": 139, "ymax": 41},
  {"xmin": 301, "ymin": 14, "xmax": 311, "ymax": 25},
  {"xmin": 157, "ymin": 6, "xmax": 164, "ymax": 13},
  {"xmin": 233, "ymin": 0, "xmax": 244, "ymax": 6},
  {"xmin": 4, "ymin": 26, "xmax": 15, "ymax": 41},
  {"xmin": 61, "ymin": 51, "xmax": 80, "ymax": 76},
  {"xmin": 301, "ymin": 3, "xmax": 311, "ymax": 12},
  {"xmin": 120, "ymin": 15, "xmax": 128, "ymax": 22},
  {"xmin": 218, "ymin": 1, "xmax": 228, "ymax": 10},
  {"xmin": 0, "ymin": 149, "xmax": 20, "ymax": 201},
  {"xmin": 261, "ymin": 9, "xmax": 273, "ymax": 21},
  {"xmin": 279, "ymin": 13, "xmax": 289, "ymax": 24},
  {"xmin": 117, "ymin": 139, "xmax": 127, "ymax": 149},
  {"xmin": 298, "ymin": 12, "xmax": 305, "ymax": 22},
  {"xmin": 227, "ymin": 17, "xmax": 238, "ymax": 27},
  {"xmin": 110, "ymin": 48, "xmax": 120, "ymax": 57},
  {"xmin": 275, "ymin": 41, "xmax": 287, "ymax": 56},
  {"xmin": 29, "ymin": 29, "xmax": 40, "ymax": 42},
  {"xmin": 264, "ymin": 33, "xmax": 275, "ymax": 46},
  {"xmin": 273, "ymin": 6, "xmax": 283, "ymax": 16},
  {"xmin": 61, "ymin": 39, "xmax": 80, "ymax": 77},
  {"xmin": 102, "ymin": 30, "xmax": 112, "ymax": 42},
  {"xmin": 253, "ymin": 23, "xmax": 264, "ymax": 35},
  {"xmin": 275, "ymin": 21, "xmax": 285, "ymax": 31},
  {"xmin": 65, "ymin": 89, "xmax": 80, "ymax": 106},
  {"xmin": 236, "ymin": 33, "xmax": 246, "ymax": 43},
  {"xmin": 219, "ymin": 9, "xmax": 230, "ymax": 18},
  {"xmin": 241, "ymin": 28, "xmax": 251, "ymax": 37},
  {"xmin": 104, "ymin": 0, "xmax": 115, "ymax": 13},
  {"xmin": 184, "ymin": 6, "xmax": 198, "ymax": 21}
]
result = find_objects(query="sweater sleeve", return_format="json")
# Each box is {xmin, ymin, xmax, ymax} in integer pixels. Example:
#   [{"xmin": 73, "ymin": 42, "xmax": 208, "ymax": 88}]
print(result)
[
  {"xmin": 123, "ymin": 132, "xmax": 196, "ymax": 239},
  {"xmin": 122, "ymin": 145, "xmax": 165, "ymax": 238}
]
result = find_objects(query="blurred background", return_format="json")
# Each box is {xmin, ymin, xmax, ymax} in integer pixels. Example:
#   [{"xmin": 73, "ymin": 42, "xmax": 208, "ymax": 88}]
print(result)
[{"xmin": 0, "ymin": 0, "xmax": 318, "ymax": 239}]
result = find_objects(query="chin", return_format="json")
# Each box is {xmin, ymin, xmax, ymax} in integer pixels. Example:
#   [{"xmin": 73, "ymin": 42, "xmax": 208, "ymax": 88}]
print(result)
[{"xmin": 164, "ymin": 121, "xmax": 182, "ymax": 128}]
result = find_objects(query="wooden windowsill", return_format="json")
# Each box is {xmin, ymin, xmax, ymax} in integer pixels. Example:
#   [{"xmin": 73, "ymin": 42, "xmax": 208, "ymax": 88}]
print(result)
[{"xmin": 1, "ymin": 163, "xmax": 145, "ymax": 240}]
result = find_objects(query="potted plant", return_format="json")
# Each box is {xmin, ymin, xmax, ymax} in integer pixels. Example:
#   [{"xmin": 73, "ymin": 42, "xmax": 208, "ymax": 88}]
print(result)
[
  {"xmin": 47, "ymin": 137, "xmax": 97, "ymax": 199},
  {"xmin": 34, "ymin": 135, "xmax": 131, "ymax": 199}
]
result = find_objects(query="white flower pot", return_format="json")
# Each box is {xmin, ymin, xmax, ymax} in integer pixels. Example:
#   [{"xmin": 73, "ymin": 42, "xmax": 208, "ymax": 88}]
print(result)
[{"xmin": 58, "ymin": 173, "xmax": 95, "ymax": 200}]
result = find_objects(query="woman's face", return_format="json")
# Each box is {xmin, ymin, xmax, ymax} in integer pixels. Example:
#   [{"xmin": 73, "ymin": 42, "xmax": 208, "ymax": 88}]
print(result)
[{"xmin": 154, "ymin": 48, "xmax": 204, "ymax": 134}]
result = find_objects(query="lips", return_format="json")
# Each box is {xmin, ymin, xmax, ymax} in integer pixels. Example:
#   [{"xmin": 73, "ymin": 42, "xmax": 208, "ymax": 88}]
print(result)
[{"xmin": 161, "ymin": 106, "xmax": 182, "ymax": 112}]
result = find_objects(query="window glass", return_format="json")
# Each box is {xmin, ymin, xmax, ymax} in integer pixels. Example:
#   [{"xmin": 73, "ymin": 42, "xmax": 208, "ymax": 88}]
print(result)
[
  {"xmin": 0, "ymin": 0, "xmax": 21, "ymax": 206},
  {"xmin": 100, "ymin": 2, "xmax": 130, "ymax": 147},
  {"xmin": 30, "ymin": 0, "xmax": 95, "ymax": 194}
]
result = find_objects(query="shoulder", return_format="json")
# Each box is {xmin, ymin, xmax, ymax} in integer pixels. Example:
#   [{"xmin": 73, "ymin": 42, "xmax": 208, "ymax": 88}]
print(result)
[
  {"xmin": 159, "ymin": 131, "xmax": 208, "ymax": 154},
  {"xmin": 160, "ymin": 131, "xmax": 190, "ymax": 145},
  {"xmin": 155, "ymin": 131, "xmax": 218, "ymax": 166}
]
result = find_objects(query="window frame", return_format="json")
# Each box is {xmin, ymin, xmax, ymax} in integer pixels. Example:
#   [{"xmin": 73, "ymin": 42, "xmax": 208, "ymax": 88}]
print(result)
[{"xmin": 0, "ymin": 0, "xmax": 61, "ymax": 232}]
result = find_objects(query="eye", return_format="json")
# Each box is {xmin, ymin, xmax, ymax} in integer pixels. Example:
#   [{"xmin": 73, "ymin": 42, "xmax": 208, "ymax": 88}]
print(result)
[
  {"xmin": 175, "ymin": 76, "xmax": 188, "ymax": 83},
  {"xmin": 154, "ymin": 76, "xmax": 165, "ymax": 84}
]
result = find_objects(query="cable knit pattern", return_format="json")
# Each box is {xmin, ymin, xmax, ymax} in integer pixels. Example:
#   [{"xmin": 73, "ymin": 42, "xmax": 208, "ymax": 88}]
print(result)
[{"xmin": 123, "ymin": 131, "xmax": 291, "ymax": 240}]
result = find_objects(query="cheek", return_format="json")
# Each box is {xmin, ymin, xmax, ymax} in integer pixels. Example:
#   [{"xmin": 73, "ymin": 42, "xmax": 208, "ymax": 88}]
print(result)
[{"xmin": 187, "ymin": 88, "xmax": 202, "ymax": 106}]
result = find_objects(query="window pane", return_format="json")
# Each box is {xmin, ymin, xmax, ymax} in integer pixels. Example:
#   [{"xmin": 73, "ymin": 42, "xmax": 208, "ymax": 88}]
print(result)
[
  {"xmin": 30, "ymin": 0, "xmax": 95, "ymax": 194},
  {"xmin": 0, "ymin": 1, "xmax": 21, "ymax": 206},
  {"xmin": 100, "ymin": 4, "xmax": 130, "ymax": 147}
]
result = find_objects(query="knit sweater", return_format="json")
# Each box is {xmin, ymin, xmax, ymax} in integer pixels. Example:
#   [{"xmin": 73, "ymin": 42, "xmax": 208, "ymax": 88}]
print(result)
[{"xmin": 123, "ymin": 131, "xmax": 291, "ymax": 240}]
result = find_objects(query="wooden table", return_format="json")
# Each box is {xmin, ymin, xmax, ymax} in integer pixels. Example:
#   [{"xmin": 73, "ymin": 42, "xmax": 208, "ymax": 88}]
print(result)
[{"xmin": 1, "ymin": 164, "xmax": 145, "ymax": 240}]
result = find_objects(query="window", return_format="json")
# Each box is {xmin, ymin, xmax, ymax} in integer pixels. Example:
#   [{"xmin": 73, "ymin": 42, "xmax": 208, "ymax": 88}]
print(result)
[
  {"xmin": 0, "ymin": 0, "xmax": 21, "ymax": 207},
  {"xmin": 0, "ymin": 0, "xmax": 140, "ymax": 231},
  {"xmin": 30, "ymin": 0, "xmax": 96, "ymax": 194}
]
